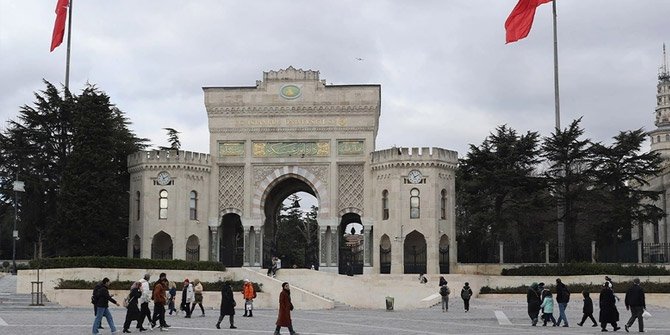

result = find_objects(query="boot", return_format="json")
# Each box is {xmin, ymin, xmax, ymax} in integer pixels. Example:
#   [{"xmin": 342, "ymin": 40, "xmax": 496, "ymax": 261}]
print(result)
[
  {"xmin": 216, "ymin": 322, "xmax": 220, "ymax": 329},
  {"xmin": 243, "ymin": 311, "xmax": 248, "ymax": 317},
  {"xmin": 248, "ymin": 311, "xmax": 253, "ymax": 317}
]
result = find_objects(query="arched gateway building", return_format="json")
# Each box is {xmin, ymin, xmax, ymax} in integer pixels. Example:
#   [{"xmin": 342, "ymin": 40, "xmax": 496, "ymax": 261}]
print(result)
[{"xmin": 127, "ymin": 67, "xmax": 458, "ymax": 274}]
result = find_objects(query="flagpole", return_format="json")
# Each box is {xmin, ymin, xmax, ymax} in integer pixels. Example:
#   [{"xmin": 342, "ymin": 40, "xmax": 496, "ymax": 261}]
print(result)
[
  {"xmin": 552, "ymin": 0, "xmax": 565, "ymax": 263},
  {"xmin": 552, "ymin": 0, "xmax": 560, "ymax": 129},
  {"xmin": 64, "ymin": 0, "xmax": 73, "ymax": 91}
]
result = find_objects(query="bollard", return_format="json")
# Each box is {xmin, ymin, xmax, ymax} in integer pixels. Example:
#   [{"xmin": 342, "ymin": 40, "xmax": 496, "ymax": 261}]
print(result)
[{"xmin": 385, "ymin": 296, "xmax": 394, "ymax": 311}]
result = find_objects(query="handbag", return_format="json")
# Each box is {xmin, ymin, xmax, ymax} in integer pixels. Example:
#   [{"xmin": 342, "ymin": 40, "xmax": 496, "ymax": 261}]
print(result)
[
  {"xmin": 122, "ymin": 295, "xmax": 130, "ymax": 308},
  {"xmin": 642, "ymin": 310, "xmax": 652, "ymax": 318}
]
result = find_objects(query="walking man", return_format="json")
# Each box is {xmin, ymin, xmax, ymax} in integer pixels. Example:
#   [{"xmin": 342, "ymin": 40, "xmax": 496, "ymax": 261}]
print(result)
[
  {"xmin": 555, "ymin": 278, "xmax": 570, "ymax": 327},
  {"xmin": 92, "ymin": 277, "xmax": 120, "ymax": 334},
  {"xmin": 624, "ymin": 278, "xmax": 646, "ymax": 333},
  {"xmin": 460, "ymin": 282, "xmax": 473, "ymax": 312}
]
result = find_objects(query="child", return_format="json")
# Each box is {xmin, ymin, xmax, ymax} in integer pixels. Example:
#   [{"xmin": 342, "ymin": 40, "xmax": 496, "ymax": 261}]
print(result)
[
  {"xmin": 540, "ymin": 289, "xmax": 557, "ymax": 326},
  {"xmin": 577, "ymin": 290, "xmax": 598, "ymax": 327}
]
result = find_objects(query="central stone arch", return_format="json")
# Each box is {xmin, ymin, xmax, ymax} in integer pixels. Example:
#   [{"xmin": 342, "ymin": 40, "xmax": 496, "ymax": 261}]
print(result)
[{"xmin": 254, "ymin": 168, "xmax": 326, "ymax": 268}]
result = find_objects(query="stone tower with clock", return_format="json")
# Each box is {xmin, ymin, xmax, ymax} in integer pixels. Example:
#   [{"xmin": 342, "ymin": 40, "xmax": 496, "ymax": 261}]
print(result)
[{"xmin": 127, "ymin": 67, "xmax": 458, "ymax": 274}]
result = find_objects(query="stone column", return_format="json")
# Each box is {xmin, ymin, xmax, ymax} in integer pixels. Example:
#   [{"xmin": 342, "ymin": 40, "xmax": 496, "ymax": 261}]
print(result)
[
  {"xmin": 319, "ymin": 226, "xmax": 328, "ymax": 266},
  {"xmin": 209, "ymin": 225, "xmax": 219, "ymax": 262},
  {"xmin": 499, "ymin": 241, "xmax": 504, "ymax": 264},
  {"xmin": 254, "ymin": 229, "xmax": 261, "ymax": 266},
  {"xmin": 638, "ymin": 241, "xmax": 643, "ymax": 263},
  {"xmin": 363, "ymin": 223, "xmax": 372, "ymax": 266},
  {"xmin": 330, "ymin": 226, "xmax": 339, "ymax": 267},
  {"xmin": 243, "ymin": 226, "xmax": 251, "ymax": 266},
  {"xmin": 545, "ymin": 242, "xmax": 550, "ymax": 264},
  {"xmin": 591, "ymin": 241, "xmax": 597, "ymax": 264}
]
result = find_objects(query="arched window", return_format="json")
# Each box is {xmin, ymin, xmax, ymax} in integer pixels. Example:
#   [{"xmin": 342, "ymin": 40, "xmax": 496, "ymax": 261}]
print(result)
[
  {"xmin": 440, "ymin": 189, "xmax": 447, "ymax": 220},
  {"xmin": 135, "ymin": 191, "xmax": 141, "ymax": 221},
  {"xmin": 159, "ymin": 190, "xmax": 168, "ymax": 219},
  {"xmin": 189, "ymin": 191, "xmax": 198, "ymax": 220},
  {"xmin": 410, "ymin": 188, "xmax": 420, "ymax": 219},
  {"xmin": 382, "ymin": 190, "xmax": 389, "ymax": 220}
]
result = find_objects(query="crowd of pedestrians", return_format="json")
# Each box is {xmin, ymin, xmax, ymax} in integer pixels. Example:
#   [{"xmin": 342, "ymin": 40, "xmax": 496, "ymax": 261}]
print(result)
[
  {"xmin": 525, "ymin": 276, "xmax": 648, "ymax": 332},
  {"xmin": 88, "ymin": 272, "xmax": 649, "ymax": 335}
]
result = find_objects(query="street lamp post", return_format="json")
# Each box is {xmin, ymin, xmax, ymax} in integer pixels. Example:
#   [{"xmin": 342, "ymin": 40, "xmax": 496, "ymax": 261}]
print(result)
[{"xmin": 12, "ymin": 178, "xmax": 24, "ymax": 275}]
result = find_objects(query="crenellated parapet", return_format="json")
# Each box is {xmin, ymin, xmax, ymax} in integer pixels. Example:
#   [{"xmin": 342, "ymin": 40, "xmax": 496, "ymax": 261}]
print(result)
[
  {"xmin": 262, "ymin": 66, "xmax": 321, "ymax": 82},
  {"xmin": 370, "ymin": 147, "xmax": 458, "ymax": 171},
  {"xmin": 127, "ymin": 150, "xmax": 211, "ymax": 173}
]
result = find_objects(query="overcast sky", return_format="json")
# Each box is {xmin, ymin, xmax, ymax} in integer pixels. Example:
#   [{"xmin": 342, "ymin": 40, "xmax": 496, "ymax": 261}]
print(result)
[{"xmin": 1, "ymin": 1, "xmax": 668, "ymax": 157}]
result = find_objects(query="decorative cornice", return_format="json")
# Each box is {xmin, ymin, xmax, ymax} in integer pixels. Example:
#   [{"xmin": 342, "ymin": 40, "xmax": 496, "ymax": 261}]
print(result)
[
  {"xmin": 370, "ymin": 162, "xmax": 457, "ymax": 171},
  {"xmin": 210, "ymin": 126, "xmax": 374, "ymax": 133},
  {"xmin": 207, "ymin": 105, "xmax": 378, "ymax": 116},
  {"xmin": 128, "ymin": 164, "xmax": 211, "ymax": 174}
]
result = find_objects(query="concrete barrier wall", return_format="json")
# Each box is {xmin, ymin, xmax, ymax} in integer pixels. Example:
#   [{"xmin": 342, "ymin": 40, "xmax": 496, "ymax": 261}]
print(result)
[
  {"xmin": 17, "ymin": 268, "xmax": 333, "ymax": 310},
  {"xmin": 15, "ymin": 268, "xmax": 670, "ymax": 310}
]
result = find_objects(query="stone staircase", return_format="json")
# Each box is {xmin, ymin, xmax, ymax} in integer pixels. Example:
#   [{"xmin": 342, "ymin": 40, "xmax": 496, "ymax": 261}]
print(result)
[
  {"xmin": 0, "ymin": 274, "xmax": 61, "ymax": 309},
  {"xmin": 244, "ymin": 269, "xmax": 475, "ymax": 310}
]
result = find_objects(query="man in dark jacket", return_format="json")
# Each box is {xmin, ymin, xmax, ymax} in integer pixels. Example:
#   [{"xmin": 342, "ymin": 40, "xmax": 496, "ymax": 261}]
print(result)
[
  {"xmin": 152, "ymin": 273, "xmax": 170, "ymax": 330},
  {"xmin": 555, "ymin": 278, "xmax": 570, "ymax": 327},
  {"xmin": 624, "ymin": 278, "xmax": 646, "ymax": 333},
  {"xmin": 92, "ymin": 277, "xmax": 120, "ymax": 334}
]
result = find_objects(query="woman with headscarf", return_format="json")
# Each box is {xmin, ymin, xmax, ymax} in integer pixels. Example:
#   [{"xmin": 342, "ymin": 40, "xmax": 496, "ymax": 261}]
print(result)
[
  {"xmin": 215, "ymin": 282, "xmax": 237, "ymax": 329},
  {"xmin": 274, "ymin": 282, "xmax": 298, "ymax": 335},
  {"xmin": 599, "ymin": 281, "xmax": 621, "ymax": 332},
  {"xmin": 122, "ymin": 281, "xmax": 142, "ymax": 333},
  {"xmin": 527, "ymin": 282, "xmax": 541, "ymax": 326}
]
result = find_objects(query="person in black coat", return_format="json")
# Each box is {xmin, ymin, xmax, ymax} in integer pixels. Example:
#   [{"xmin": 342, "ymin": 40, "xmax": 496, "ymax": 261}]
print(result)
[
  {"xmin": 577, "ymin": 290, "xmax": 598, "ymax": 327},
  {"xmin": 122, "ymin": 281, "xmax": 143, "ymax": 333},
  {"xmin": 599, "ymin": 282, "xmax": 621, "ymax": 332},
  {"xmin": 527, "ymin": 282, "xmax": 541, "ymax": 326},
  {"xmin": 624, "ymin": 278, "xmax": 646, "ymax": 332},
  {"xmin": 216, "ymin": 283, "xmax": 237, "ymax": 329}
]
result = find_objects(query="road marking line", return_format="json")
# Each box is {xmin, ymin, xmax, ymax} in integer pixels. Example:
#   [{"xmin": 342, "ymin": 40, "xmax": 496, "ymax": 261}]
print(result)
[{"xmin": 494, "ymin": 310, "xmax": 512, "ymax": 325}]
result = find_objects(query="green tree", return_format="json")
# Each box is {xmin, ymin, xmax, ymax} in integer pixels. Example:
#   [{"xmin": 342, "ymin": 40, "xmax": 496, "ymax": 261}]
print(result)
[
  {"xmin": 0, "ymin": 82, "xmax": 147, "ymax": 257},
  {"xmin": 159, "ymin": 127, "xmax": 181, "ymax": 150},
  {"xmin": 457, "ymin": 125, "xmax": 550, "ymax": 262},
  {"xmin": 589, "ymin": 129, "xmax": 665, "ymax": 245},
  {"xmin": 541, "ymin": 118, "xmax": 594, "ymax": 261}
]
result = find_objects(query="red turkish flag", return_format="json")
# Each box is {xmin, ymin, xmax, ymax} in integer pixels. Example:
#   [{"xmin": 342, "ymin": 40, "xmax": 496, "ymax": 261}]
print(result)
[
  {"xmin": 50, "ymin": 0, "xmax": 69, "ymax": 52},
  {"xmin": 505, "ymin": 0, "xmax": 551, "ymax": 44}
]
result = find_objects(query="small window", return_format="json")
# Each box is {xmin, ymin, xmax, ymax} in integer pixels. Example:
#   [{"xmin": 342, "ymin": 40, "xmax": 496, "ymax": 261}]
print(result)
[
  {"xmin": 159, "ymin": 190, "xmax": 168, "ymax": 219},
  {"xmin": 410, "ymin": 188, "xmax": 420, "ymax": 219},
  {"xmin": 382, "ymin": 190, "xmax": 389, "ymax": 220},
  {"xmin": 135, "ymin": 191, "xmax": 141, "ymax": 221},
  {"xmin": 189, "ymin": 191, "xmax": 198, "ymax": 220},
  {"xmin": 440, "ymin": 189, "xmax": 447, "ymax": 220}
]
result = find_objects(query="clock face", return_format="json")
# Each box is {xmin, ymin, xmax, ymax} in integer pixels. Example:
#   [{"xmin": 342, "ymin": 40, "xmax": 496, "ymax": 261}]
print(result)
[
  {"xmin": 157, "ymin": 171, "xmax": 171, "ymax": 185},
  {"xmin": 408, "ymin": 170, "xmax": 423, "ymax": 184}
]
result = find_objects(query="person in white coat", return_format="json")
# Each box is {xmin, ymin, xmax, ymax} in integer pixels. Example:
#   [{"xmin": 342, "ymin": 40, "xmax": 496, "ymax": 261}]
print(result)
[
  {"xmin": 137, "ymin": 273, "xmax": 153, "ymax": 331},
  {"xmin": 184, "ymin": 281, "xmax": 195, "ymax": 318}
]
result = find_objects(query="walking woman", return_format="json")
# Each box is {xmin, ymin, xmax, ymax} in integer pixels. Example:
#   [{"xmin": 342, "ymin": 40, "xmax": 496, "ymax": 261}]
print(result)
[
  {"xmin": 274, "ymin": 282, "xmax": 298, "ymax": 335},
  {"xmin": 599, "ymin": 281, "xmax": 621, "ymax": 332},
  {"xmin": 190, "ymin": 279, "xmax": 205, "ymax": 317},
  {"xmin": 215, "ymin": 283, "xmax": 237, "ymax": 329},
  {"xmin": 122, "ymin": 281, "xmax": 142, "ymax": 333},
  {"xmin": 527, "ymin": 282, "xmax": 541, "ymax": 326}
]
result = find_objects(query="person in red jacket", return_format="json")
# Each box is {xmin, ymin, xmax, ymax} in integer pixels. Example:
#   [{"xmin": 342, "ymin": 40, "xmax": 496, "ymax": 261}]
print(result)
[
  {"xmin": 274, "ymin": 282, "xmax": 298, "ymax": 335},
  {"xmin": 242, "ymin": 279, "xmax": 256, "ymax": 317},
  {"xmin": 151, "ymin": 273, "xmax": 170, "ymax": 331}
]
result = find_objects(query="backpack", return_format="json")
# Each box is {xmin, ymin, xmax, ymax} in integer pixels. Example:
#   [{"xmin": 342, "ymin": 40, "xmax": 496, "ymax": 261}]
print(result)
[
  {"xmin": 91, "ymin": 285, "xmax": 100, "ymax": 305},
  {"xmin": 461, "ymin": 288, "xmax": 472, "ymax": 300},
  {"xmin": 439, "ymin": 286, "xmax": 449, "ymax": 297}
]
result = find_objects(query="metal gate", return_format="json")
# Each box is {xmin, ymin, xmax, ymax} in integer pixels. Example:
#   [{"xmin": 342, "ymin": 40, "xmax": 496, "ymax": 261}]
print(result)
[
  {"xmin": 380, "ymin": 246, "xmax": 391, "ymax": 274},
  {"xmin": 404, "ymin": 245, "xmax": 426, "ymax": 274},
  {"xmin": 439, "ymin": 246, "xmax": 449, "ymax": 274}
]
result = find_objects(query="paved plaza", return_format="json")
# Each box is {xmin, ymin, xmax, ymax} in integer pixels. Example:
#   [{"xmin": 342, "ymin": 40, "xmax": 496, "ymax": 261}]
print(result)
[
  {"xmin": 1, "ymin": 298, "xmax": 669, "ymax": 334},
  {"xmin": 2, "ymin": 274, "xmax": 670, "ymax": 334}
]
